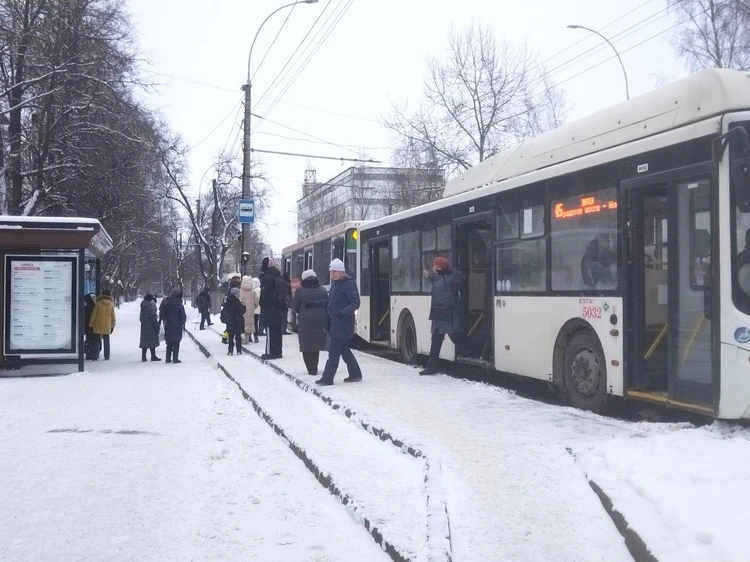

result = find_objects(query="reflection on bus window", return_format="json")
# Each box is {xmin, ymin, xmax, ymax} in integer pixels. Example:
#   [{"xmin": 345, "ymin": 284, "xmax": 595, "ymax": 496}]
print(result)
[
  {"xmin": 392, "ymin": 231, "xmax": 421, "ymax": 292},
  {"xmin": 551, "ymin": 187, "xmax": 618, "ymax": 291}
]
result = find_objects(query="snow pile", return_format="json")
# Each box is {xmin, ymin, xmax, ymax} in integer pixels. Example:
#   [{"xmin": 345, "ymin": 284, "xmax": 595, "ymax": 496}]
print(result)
[{"xmin": 576, "ymin": 425, "xmax": 750, "ymax": 562}]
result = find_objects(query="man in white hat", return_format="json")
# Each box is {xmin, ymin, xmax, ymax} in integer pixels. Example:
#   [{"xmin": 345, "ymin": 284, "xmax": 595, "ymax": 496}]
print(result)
[{"xmin": 314, "ymin": 258, "xmax": 362, "ymax": 385}]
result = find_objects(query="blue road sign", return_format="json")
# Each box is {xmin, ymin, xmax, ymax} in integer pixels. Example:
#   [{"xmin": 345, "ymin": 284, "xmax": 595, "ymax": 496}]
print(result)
[{"xmin": 238, "ymin": 199, "xmax": 254, "ymax": 224}]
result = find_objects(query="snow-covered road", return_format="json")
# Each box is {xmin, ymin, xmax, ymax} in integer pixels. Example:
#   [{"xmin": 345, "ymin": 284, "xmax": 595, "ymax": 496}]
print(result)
[{"xmin": 0, "ymin": 304, "xmax": 390, "ymax": 562}]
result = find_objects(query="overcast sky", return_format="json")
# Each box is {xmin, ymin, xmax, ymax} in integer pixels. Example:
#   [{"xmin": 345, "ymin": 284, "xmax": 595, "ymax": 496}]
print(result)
[{"xmin": 126, "ymin": 0, "xmax": 687, "ymax": 254}]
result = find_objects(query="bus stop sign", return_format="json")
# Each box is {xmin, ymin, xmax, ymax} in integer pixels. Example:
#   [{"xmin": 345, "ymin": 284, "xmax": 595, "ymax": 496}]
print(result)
[{"xmin": 238, "ymin": 199, "xmax": 254, "ymax": 224}]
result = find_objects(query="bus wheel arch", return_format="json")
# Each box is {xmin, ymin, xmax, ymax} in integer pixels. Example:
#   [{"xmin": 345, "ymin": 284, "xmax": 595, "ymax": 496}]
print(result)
[
  {"xmin": 553, "ymin": 320, "xmax": 608, "ymax": 413},
  {"xmin": 397, "ymin": 310, "xmax": 418, "ymax": 365}
]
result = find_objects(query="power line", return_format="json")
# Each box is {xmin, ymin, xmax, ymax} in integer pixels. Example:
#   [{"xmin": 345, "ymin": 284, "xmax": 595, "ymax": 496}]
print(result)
[
  {"xmin": 251, "ymin": 111, "xmax": 366, "ymax": 158},
  {"xmin": 189, "ymin": 99, "xmax": 243, "ymax": 150},
  {"xmin": 254, "ymin": 130, "xmax": 391, "ymax": 151},
  {"xmin": 252, "ymin": 2, "xmax": 297, "ymax": 81},
  {"xmin": 251, "ymin": 147, "xmax": 381, "ymax": 162},
  {"xmin": 535, "ymin": 0, "xmax": 657, "ymax": 70},
  {"xmin": 261, "ymin": 0, "xmax": 356, "ymax": 123},
  {"xmin": 254, "ymin": 0, "xmax": 335, "ymax": 112}
]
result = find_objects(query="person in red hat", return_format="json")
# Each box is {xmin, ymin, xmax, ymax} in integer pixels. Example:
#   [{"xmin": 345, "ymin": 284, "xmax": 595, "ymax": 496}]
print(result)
[{"xmin": 420, "ymin": 255, "xmax": 465, "ymax": 375}]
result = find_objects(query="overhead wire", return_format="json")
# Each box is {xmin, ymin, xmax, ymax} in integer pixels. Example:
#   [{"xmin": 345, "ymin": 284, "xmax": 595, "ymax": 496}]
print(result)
[
  {"xmin": 251, "ymin": 2, "xmax": 297, "ymax": 81},
  {"xmin": 253, "ymin": 0, "xmax": 335, "ymax": 114},
  {"xmin": 189, "ymin": 99, "xmax": 242, "ymax": 150},
  {"xmin": 260, "ymin": 0, "xmax": 356, "ymax": 124}
]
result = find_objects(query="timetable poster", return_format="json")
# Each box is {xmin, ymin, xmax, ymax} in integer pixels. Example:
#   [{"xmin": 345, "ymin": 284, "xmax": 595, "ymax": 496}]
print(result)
[{"xmin": 7, "ymin": 258, "xmax": 75, "ymax": 352}]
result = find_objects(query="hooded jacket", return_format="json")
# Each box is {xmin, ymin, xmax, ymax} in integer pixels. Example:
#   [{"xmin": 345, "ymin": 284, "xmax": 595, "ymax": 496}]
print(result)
[
  {"xmin": 139, "ymin": 299, "xmax": 160, "ymax": 349},
  {"xmin": 90, "ymin": 295, "xmax": 116, "ymax": 335},
  {"xmin": 239, "ymin": 275, "xmax": 257, "ymax": 334}
]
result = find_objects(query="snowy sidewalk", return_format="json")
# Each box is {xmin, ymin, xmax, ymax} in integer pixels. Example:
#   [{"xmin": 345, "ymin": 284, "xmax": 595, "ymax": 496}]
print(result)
[
  {"xmin": 192, "ymin": 319, "xmax": 635, "ymax": 562},
  {"xmin": 193, "ymin": 309, "xmax": 750, "ymax": 562},
  {"xmin": 0, "ymin": 303, "xmax": 390, "ymax": 562}
]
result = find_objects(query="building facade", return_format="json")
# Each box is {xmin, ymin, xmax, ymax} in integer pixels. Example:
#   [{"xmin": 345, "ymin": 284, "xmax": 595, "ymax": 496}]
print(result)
[{"xmin": 296, "ymin": 165, "xmax": 444, "ymax": 239}]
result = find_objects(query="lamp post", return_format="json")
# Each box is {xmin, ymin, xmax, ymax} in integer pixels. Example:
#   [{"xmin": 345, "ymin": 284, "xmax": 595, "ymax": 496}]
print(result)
[
  {"xmin": 567, "ymin": 24, "xmax": 630, "ymax": 101},
  {"xmin": 241, "ymin": 0, "xmax": 319, "ymax": 275}
]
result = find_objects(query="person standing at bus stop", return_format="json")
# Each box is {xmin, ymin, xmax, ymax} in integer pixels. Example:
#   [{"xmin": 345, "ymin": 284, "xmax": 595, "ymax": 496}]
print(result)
[
  {"xmin": 89, "ymin": 289, "xmax": 116, "ymax": 360},
  {"xmin": 315, "ymin": 258, "xmax": 362, "ymax": 386},
  {"xmin": 420, "ymin": 256, "xmax": 465, "ymax": 376}
]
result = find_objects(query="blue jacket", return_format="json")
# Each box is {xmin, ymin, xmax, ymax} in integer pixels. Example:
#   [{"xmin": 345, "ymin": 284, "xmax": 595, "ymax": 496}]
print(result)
[{"xmin": 326, "ymin": 276, "xmax": 360, "ymax": 340}]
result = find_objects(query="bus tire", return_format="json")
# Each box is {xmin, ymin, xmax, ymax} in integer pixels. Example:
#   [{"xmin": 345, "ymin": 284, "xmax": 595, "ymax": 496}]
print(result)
[
  {"xmin": 399, "ymin": 315, "xmax": 418, "ymax": 365},
  {"xmin": 563, "ymin": 330, "xmax": 608, "ymax": 413}
]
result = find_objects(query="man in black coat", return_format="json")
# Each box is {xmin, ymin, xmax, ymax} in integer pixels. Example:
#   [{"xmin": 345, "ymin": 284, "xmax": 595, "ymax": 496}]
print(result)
[
  {"xmin": 420, "ymin": 256, "xmax": 465, "ymax": 376},
  {"xmin": 196, "ymin": 287, "xmax": 212, "ymax": 330},
  {"xmin": 259, "ymin": 261, "xmax": 288, "ymax": 360},
  {"xmin": 221, "ymin": 287, "xmax": 246, "ymax": 355}
]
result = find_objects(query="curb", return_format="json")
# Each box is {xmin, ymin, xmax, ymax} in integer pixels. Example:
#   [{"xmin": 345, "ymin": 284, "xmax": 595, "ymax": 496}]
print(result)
[{"xmin": 185, "ymin": 329, "xmax": 431, "ymax": 562}]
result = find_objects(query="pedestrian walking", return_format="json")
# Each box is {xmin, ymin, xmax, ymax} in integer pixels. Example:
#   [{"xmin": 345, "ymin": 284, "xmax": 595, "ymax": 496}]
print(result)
[
  {"xmin": 196, "ymin": 287, "xmax": 212, "ymax": 330},
  {"xmin": 259, "ymin": 259, "xmax": 288, "ymax": 360},
  {"xmin": 84, "ymin": 294, "xmax": 99, "ymax": 360},
  {"xmin": 315, "ymin": 258, "xmax": 362, "ymax": 386},
  {"xmin": 239, "ymin": 275, "xmax": 257, "ymax": 344},
  {"xmin": 89, "ymin": 289, "xmax": 116, "ymax": 360},
  {"xmin": 221, "ymin": 287, "xmax": 246, "ymax": 355},
  {"xmin": 291, "ymin": 269, "xmax": 328, "ymax": 375},
  {"xmin": 420, "ymin": 256, "xmax": 465, "ymax": 375},
  {"xmin": 252, "ymin": 277, "xmax": 262, "ymax": 342},
  {"xmin": 163, "ymin": 288, "xmax": 187, "ymax": 364},
  {"xmin": 139, "ymin": 294, "xmax": 162, "ymax": 362}
]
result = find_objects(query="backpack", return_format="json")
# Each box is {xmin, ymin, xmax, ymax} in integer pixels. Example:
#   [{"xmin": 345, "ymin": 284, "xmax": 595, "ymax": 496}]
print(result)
[{"xmin": 220, "ymin": 305, "xmax": 228, "ymax": 324}]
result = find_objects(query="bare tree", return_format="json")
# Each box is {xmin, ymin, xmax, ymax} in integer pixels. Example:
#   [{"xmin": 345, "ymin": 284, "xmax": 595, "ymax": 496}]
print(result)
[
  {"xmin": 384, "ymin": 22, "xmax": 566, "ymax": 178},
  {"xmin": 670, "ymin": 0, "xmax": 750, "ymax": 70}
]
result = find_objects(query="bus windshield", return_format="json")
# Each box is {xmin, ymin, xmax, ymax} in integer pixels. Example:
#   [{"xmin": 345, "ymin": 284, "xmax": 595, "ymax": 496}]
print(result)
[{"xmin": 731, "ymin": 123, "xmax": 750, "ymax": 316}]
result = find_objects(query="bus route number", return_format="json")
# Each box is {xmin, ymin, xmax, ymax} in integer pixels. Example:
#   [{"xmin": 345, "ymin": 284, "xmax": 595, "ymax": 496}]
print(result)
[{"xmin": 582, "ymin": 306, "xmax": 602, "ymax": 319}]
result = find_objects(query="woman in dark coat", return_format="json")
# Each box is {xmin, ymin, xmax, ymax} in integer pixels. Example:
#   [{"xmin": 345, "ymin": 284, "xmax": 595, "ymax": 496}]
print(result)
[
  {"xmin": 139, "ymin": 294, "xmax": 161, "ymax": 362},
  {"xmin": 221, "ymin": 287, "xmax": 246, "ymax": 355},
  {"xmin": 163, "ymin": 288, "xmax": 187, "ymax": 364},
  {"xmin": 291, "ymin": 269, "xmax": 329, "ymax": 375},
  {"xmin": 420, "ymin": 256, "xmax": 465, "ymax": 375}
]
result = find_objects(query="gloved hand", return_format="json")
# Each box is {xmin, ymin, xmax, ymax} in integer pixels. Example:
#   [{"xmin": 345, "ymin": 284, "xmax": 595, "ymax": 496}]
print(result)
[{"xmin": 335, "ymin": 311, "xmax": 345, "ymax": 320}]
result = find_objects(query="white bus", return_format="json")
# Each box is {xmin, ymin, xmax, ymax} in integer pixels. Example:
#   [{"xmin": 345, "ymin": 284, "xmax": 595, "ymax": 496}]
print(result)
[
  {"xmin": 281, "ymin": 221, "xmax": 362, "ymax": 293},
  {"xmin": 356, "ymin": 68, "xmax": 750, "ymax": 419}
]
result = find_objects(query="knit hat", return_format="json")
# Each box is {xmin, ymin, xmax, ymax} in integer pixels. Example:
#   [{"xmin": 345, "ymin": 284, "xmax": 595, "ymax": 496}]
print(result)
[
  {"xmin": 433, "ymin": 256, "xmax": 450, "ymax": 271},
  {"xmin": 230, "ymin": 287, "xmax": 241, "ymax": 297},
  {"xmin": 144, "ymin": 294, "xmax": 154, "ymax": 302},
  {"xmin": 329, "ymin": 258, "xmax": 346, "ymax": 272},
  {"xmin": 301, "ymin": 269, "xmax": 317, "ymax": 280}
]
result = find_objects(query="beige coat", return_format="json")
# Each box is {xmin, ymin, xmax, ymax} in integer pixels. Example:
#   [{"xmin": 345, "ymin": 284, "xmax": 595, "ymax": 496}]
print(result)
[{"xmin": 240, "ymin": 276, "xmax": 257, "ymax": 334}]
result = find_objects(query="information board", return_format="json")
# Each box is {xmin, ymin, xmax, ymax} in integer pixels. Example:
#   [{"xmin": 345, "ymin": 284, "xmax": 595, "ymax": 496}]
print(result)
[{"xmin": 4, "ymin": 256, "xmax": 77, "ymax": 354}]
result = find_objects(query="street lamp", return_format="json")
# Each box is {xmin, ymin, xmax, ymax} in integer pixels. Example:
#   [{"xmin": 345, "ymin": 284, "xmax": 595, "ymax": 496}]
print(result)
[
  {"xmin": 567, "ymin": 24, "xmax": 630, "ymax": 101},
  {"xmin": 241, "ymin": 0, "xmax": 319, "ymax": 275}
]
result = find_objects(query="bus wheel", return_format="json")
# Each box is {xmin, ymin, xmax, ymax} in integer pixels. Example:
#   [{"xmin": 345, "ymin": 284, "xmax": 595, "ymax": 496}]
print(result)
[
  {"xmin": 563, "ymin": 331, "xmax": 608, "ymax": 413},
  {"xmin": 399, "ymin": 315, "xmax": 418, "ymax": 365}
]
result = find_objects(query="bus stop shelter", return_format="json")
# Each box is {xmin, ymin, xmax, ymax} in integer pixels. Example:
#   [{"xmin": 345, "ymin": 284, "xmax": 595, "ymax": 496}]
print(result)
[{"xmin": 0, "ymin": 216, "xmax": 113, "ymax": 375}]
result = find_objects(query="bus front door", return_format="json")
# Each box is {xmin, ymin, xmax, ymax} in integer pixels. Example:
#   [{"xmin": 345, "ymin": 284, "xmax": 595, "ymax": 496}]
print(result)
[
  {"xmin": 627, "ymin": 172, "xmax": 716, "ymax": 412},
  {"xmin": 455, "ymin": 216, "xmax": 493, "ymax": 364},
  {"xmin": 370, "ymin": 238, "xmax": 391, "ymax": 344}
]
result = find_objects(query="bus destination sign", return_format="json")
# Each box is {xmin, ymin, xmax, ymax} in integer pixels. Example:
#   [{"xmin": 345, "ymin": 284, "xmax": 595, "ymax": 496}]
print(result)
[{"xmin": 553, "ymin": 195, "xmax": 618, "ymax": 219}]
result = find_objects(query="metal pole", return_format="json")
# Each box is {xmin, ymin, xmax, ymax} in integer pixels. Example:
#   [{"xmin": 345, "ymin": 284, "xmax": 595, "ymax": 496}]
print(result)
[
  {"xmin": 567, "ymin": 25, "xmax": 630, "ymax": 100},
  {"xmin": 241, "ymin": 81, "xmax": 252, "ymax": 276},
  {"xmin": 241, "ymin": 1, "xmax": 317, "ymax": 276}
]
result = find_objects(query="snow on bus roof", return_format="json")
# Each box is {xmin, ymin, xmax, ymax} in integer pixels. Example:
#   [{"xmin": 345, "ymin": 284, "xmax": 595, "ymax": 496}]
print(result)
[{"xmin": 443, "ymin": 68, "xmax": 750, "ymax": 198}]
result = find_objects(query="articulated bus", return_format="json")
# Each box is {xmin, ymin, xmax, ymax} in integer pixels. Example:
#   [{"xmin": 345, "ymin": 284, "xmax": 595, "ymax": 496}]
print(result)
[
  {"xmin": 281, "ymin": 221, "xmax": 362, "ymax": 293},
  {"xmin": 356, "ymin": 68, "xmax": 750, "ymax": 419}
]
